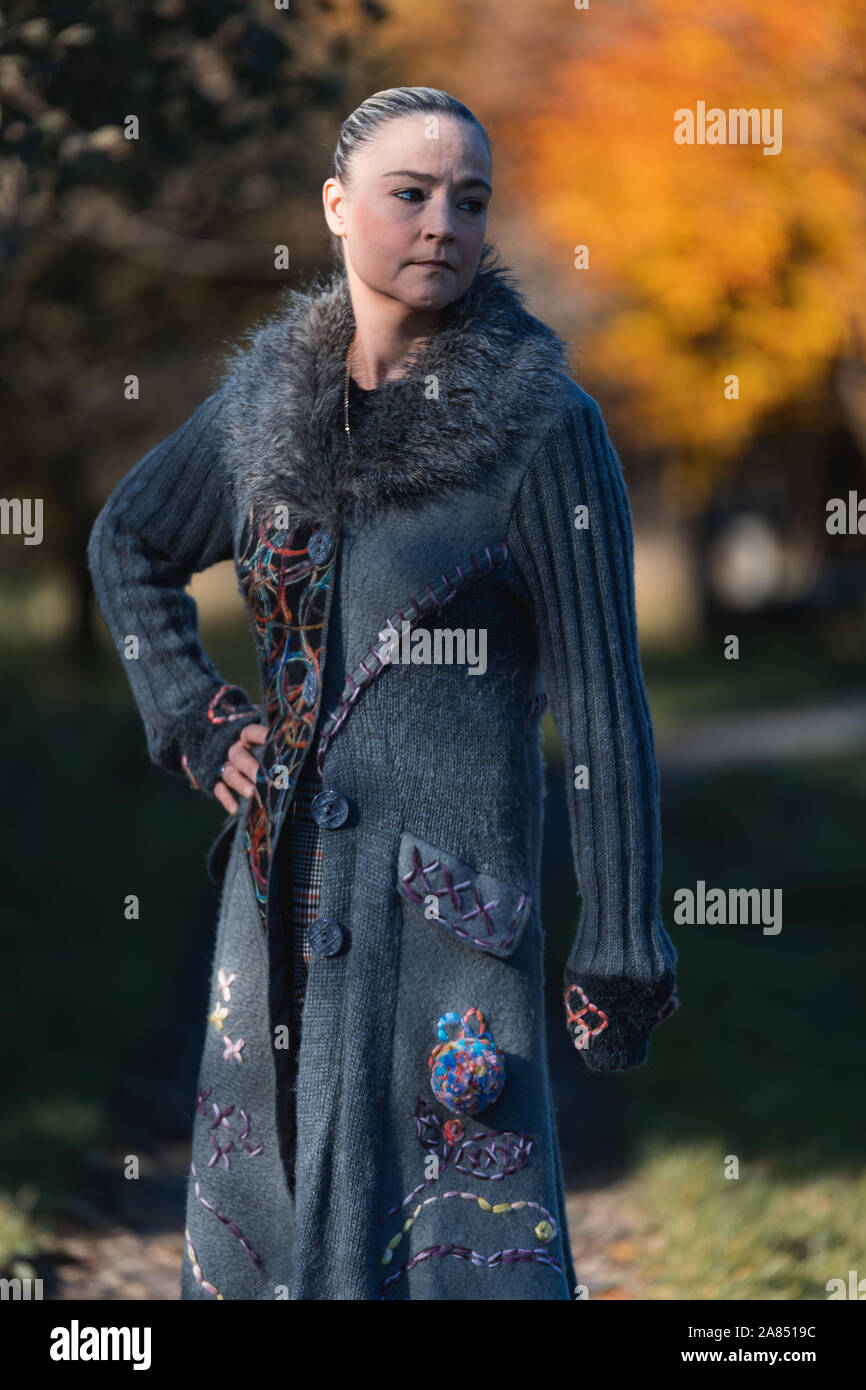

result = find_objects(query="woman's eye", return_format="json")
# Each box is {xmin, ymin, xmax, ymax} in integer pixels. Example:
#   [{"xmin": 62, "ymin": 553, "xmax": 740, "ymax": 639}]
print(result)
[{"xmin": 392, "ymin": 190, "xmax": 487, "ymax": 214}]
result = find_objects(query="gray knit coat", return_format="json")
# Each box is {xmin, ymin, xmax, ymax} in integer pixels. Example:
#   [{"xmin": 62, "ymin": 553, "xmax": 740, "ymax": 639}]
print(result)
[{"xmin": 86, "ymin": 244, "xmax": 679, "ymax": 1300}]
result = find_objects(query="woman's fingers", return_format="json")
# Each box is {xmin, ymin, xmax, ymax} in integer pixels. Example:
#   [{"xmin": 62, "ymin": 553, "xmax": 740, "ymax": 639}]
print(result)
[
  {"xmin": 219, "ymin": 722, "xmax": 268, "ymax": 803},
  {"xmin": 212, "ymin": 722, "xmax": 268, "ymax": 813},
  {"xmin": 240, "ymin": 722, "xmax": 268, "ymax": 747},
  {"xmin": 221, "ymin": 756, "xmax": 258, "ymax": 800},
  {"xmin": 230, "ymin": 722, "xmax": 268, "ymax": 789},
  {"xmin": 214, "ymin": 780, "xmax": 238, "ymax": 816}
]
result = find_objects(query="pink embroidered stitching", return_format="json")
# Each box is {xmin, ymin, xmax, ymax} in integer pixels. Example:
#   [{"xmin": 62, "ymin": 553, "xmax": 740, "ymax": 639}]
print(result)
[
  {"xmin": 180, "ymin": 753, "xmax": 200, "ymax": 791},
  {"xmin": 379, "ymin": 1189, "xmax": 558, "ymax": 1268},
  {"xmin": 207, "ymin": 683, "xmax": 258, "ymax": 726},
  {"xmin": 238, "ymin": 1109, "xmax": 264, "ymax": 1156},
  {"xmin": 195, "ymin": 1089, "xmax": 264, "ymax": 1166},
  {"xmin": 379, "ymin": 1099, "xmax": 534, "ymax": 1222},
  {"xmin": 209, "ymin": 1134, "xmax": 234, "ymax": 1170},
  {"xmin": 380, "ymin": 1242, "xmax": 563, "ymax": 1295},
  {"xmin": 221, "ymin": 1034, "xmax": 245, "ymax": 1063},
  {"xmin": 377, "ymin": 1099, "xmax": 560, "ymax": 1296},
  {"xmin": 564, "ymin": 984, "xmax": 610, "ymax": 1049},
  {"xmin": 217, "ymin": 969, "xmax": 237, "ymax": 1002},
  {"xmin": 190, "ymin": 1160, "xmax": 261, "ymax": 1267},
  {"xmin": 400, "ymin": 844, "xmax": 527, "ymax": 956}
]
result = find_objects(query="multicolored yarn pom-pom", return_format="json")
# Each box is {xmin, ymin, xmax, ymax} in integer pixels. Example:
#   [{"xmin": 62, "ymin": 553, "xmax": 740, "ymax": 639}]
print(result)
[{"xmin": 428, "ymin": 1007, "xmax": 505, "ymax": 1116}]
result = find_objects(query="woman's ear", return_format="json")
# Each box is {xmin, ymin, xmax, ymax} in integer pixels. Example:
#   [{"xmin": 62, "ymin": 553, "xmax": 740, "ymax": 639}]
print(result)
[{"xmin": 322, "ymin": 176, "xmax": 347, "ymax": 239}]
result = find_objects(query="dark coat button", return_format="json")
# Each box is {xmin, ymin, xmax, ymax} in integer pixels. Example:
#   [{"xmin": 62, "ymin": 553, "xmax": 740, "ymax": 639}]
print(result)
[
  {"xmin": 309, "ymin": 918, "xmax": 344, "ymax": 957},
  {"xmin": 311, "ymin": 790, "xmax": 349, "ymax": 828},
  {"xmin": 307, "ymin": 530, "xmax": 334, "ymax": 565},
  {"xmin": 301, "ymin": 669, "xmax": 318, "ymax": 706}
]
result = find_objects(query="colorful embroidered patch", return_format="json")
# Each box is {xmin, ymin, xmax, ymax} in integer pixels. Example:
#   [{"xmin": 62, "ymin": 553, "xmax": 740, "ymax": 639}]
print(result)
[
  {"xmin": 236, "ymin": 502, "xmax": 336, "ymax": 929},
  {"xmin": 398, "ymin": 838, "xmax": 530, "ymax": 959},
  {"xmin": 381, "ymin": 1099, "xmax": 535, "ymax": 1225},
  {"xmin": 379, "ymin": 1190, "xmax": 558, "ymax": 1266},
  {"xmin": 377, "ymin": 1098, "xmax": 561, "ymax": 1296},
  {"xmin": 428, "ymin": 1007, "xmax": 505, "ymax": 1116}
]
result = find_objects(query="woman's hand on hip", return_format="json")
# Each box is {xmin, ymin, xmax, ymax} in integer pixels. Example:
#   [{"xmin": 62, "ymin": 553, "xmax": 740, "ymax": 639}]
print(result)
[{"xmin": 214, "ymin": 722, "xmax": 268, "ymax": 815}]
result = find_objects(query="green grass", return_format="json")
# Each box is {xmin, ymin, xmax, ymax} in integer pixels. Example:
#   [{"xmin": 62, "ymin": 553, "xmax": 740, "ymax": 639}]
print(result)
[{"xmin": 621, "ymin": 1142, "xmax": 866, "ymax": 1300}]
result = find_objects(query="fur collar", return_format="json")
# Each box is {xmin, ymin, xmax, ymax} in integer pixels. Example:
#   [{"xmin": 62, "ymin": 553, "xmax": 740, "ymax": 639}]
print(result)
[{"xmin": 213, "ymin": 242, "xmax": 572, "ymax": 530}]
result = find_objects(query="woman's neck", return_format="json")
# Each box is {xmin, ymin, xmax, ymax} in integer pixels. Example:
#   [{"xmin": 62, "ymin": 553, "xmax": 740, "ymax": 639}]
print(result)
[{"xmin": 346, "ymin": 272, "xmax": 444, "ymax": 389}]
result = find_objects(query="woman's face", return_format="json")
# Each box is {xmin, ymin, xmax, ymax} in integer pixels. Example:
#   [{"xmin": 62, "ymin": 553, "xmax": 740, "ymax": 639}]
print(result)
[{"xmin": 324, "ymin": 115, "xmax": 492, "ymax": 311}]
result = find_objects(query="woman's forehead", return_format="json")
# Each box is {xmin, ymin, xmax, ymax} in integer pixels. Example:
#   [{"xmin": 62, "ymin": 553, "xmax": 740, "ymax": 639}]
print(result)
[{"xmin": 354, "ymin": 115, "xmax": 491, "ymax": 177}]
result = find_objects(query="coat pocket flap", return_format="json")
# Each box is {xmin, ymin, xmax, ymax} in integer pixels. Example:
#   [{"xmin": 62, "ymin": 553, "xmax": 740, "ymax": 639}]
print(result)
[{"xmin": 397, "ymin": 831, "xmax": 532, "ymax": 959}]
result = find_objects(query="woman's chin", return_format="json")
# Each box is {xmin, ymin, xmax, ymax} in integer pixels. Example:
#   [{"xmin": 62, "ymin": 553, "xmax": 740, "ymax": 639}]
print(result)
[{"xmin": 396, "ymin": 283, "xmax": 462, "ymax": 314}]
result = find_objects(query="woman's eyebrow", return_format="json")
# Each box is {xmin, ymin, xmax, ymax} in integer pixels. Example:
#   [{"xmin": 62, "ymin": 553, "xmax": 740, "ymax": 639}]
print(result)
[{"xmin": 381, "ymin": 169, "xmax": 492, "ymax": 194}]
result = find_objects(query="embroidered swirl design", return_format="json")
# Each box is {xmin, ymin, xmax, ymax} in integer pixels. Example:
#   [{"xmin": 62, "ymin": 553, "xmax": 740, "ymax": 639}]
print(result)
[{"xmin": 236, "ymin": 502, "xmax": 335, "ymax": 923}]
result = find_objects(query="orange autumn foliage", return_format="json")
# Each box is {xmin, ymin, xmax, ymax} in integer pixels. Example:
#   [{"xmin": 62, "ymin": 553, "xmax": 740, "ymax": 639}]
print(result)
[
  {"xmin": 378, "ymin": 0, "xmax": 865, "ymax": 504},
  {"xmin": 517, "ymin": 0, "xmax": 866, "ymax": 481}
]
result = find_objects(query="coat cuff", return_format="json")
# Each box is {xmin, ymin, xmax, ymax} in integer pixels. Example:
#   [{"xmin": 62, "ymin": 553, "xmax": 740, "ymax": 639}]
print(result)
[
  {"xmin": 563, "ymin": 969, "xmax": 679, "ymax": 1073},
  {"xmin": 173, "ymin": 683, "xmax": 262, "ymax": 801}
]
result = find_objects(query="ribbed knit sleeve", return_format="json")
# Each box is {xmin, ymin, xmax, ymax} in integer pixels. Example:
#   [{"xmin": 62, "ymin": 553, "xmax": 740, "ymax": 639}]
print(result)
[
  {"xmin": 506, "ymin": 395, "xmax": 680, "ymax": 1072},
  {"xmin": 86, "ymin": 386, "xmax": 262, "ymax": 800}
]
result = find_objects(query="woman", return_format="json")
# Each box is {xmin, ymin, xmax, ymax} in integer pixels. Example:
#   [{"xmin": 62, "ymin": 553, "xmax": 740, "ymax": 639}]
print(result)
[{"xmin": 87, "ymin": 86, "xmax": 679, "ymax": 1301}]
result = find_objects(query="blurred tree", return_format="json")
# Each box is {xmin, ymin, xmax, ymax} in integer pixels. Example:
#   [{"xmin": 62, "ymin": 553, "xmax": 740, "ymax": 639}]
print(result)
[
  {"xmin": 2, "ymin": 0, "xmax": 864, "ymax": 647},
  {"xmin": 380, "ymin": 0, "xmax": 866, "ymax": 521},
  {"xmin": 0, "ymin": 0, "xmax": 383, "ymax": 656},
  {"xmin": 517, "ymin": 0, "xmax": 866, "ymax": 514}
]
